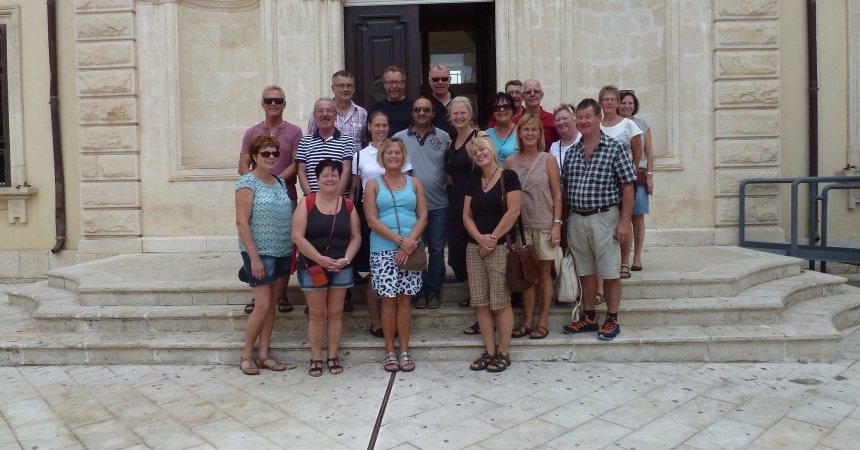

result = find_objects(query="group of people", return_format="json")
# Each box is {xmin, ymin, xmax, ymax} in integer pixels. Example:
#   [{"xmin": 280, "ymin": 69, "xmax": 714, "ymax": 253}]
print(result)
[{"xmin": 234, "ymin": 64, "xmax": 655, "ymax": 376}]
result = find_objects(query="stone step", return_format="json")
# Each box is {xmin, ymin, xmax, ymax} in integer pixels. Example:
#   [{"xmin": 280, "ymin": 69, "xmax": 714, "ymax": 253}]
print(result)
[
  {"xmin": 42, "ymin": 247, "xmax": 803, "ymax": 306},
  {"xmin": 6, "ymin": 271, "xmax": 844, "ymax": 333}
]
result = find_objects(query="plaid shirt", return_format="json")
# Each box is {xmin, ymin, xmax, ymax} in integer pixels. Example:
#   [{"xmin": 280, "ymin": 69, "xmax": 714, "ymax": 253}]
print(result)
[
  {"xmin": 561, "ymin": 132, "xmax": 637, "ymax": 211},
  {"xmin": 307, "ymin": 101, "xmax": 367, "ymax": 154}
]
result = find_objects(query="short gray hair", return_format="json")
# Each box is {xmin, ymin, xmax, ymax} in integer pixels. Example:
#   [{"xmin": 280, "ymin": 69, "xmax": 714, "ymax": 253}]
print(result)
[
  {"xmin": 429, "ymin": 63, "xmax": 450, "ymax": 75},
  {"xmin": 314, "ymin": 97, "xmax": 334, "ymax": 111},
  {"xmin": 262, "ymin": 85, "xmax": 285, "ymax": 99}
]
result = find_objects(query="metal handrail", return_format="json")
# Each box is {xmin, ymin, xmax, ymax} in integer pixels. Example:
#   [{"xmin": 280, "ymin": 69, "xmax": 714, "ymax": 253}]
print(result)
[{"xmin": 739, "ymin": 176, "xmax": 860, "ymax": 270}]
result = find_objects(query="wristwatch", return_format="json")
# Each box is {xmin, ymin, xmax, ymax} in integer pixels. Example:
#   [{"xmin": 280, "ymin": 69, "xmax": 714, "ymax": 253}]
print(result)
[
  {"xmin": 552, "ymin": 219, "xmax": 563, "ymax": 225},
  {"xmin": 646, "ymin": 171, "xmax": 654, "ymax": 176}
]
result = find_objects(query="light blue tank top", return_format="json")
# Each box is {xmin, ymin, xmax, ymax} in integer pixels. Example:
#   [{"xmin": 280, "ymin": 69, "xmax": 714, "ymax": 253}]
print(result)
[{"xmin": 370, "ymin": 175, "xmax": 420, "ymax": 252}]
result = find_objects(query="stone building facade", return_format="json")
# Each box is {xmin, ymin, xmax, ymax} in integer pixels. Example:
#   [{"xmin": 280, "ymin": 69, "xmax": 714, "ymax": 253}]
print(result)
[{"xmin": 0, "ymin": 0, "xmax": 858, "ymax": 281}]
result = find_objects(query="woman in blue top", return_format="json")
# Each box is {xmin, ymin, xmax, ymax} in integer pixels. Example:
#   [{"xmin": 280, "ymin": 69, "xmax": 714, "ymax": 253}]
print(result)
[
  {"xmin": 236, "ymin": 135, "xmax": 293, "ymax": 375},
  {"xmin": 486, "ymin": 92, "xmax": 517, "ymax": 166},
  {"xmin": 364, "ymin": 138, "xmax": 428, "ymax": 373}
]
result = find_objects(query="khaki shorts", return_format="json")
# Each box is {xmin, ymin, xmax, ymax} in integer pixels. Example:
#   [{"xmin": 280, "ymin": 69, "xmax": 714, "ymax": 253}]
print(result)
[
  {"xmin": 466, "ymin": 243, "xmax": 510, "ymax": 311},
  {"xmin": 522, "ymin": 227, "xmax": 562, "ymax": 261},
  {"xmin": 566, "ymin": 206, "xmax": 621, "ymax": 278}
]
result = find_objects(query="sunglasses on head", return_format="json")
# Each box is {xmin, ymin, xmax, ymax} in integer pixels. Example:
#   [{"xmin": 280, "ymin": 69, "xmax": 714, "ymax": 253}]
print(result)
[
  {"xmin": 430, "ymin": 77, "xmax": 450, "ymax": 82},
  {"xmin": 619, "ymin": 89, "xmax": 636, "ymax": 96},
  {"xmin": 382, "ymin": 137, "xmax": 403, "ymax": 143},
  {"xmin": 259, "ymin": 150, "xmax": 280, "ymax": 158},
  {"xmin": 413, "ymin": 106, "xmax": 431, "ymax": 113},
  {"xmin": 492, "ymin": 104, "xmax": 512, "ymax": 112},
  {"xmin": 263, "ymin": 98, "xmax": 285, "ymax": 105}
]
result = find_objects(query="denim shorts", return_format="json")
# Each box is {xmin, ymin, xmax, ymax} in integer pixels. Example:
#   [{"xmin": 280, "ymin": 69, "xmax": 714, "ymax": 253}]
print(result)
[
  {"xmin": 633, "ymin": 184, "xmax": 649, "ymax": 215},
  {"xmin": 296, "ymin": 266, "xmax": 354, "ymax": 291},
  {"xmin": 241, "ymin": 252, "xmax": 291, "ymax": 287}
]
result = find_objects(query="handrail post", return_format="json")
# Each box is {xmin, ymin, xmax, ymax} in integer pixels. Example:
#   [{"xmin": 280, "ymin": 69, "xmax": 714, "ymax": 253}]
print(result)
[
  {"xmin": 790, "ymin": 179, "xmax": 801, "ymax": 258},
  {"xmin": 808, "ymin": 180, "xmax": 819, "ymax": 270}
]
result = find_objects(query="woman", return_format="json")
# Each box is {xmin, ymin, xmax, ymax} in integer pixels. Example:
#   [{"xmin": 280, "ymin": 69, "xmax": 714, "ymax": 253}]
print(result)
[
  {"xmin": 598, "ymin": 85, "xmax": 642, "ymax": 280},
  {"xmin": 236, "ymin": 135, "xmax": 293, "ymax": 375},
  {"xmin": 446, "ymin": 97, "xmax": 486, "ymax": 309},
  {"xmin": 464, "ymin": 136, "xmax": 522, "ymax": 373},
  {"xmin": 351, "ymin": 111, "xmax": 413, "ymax": 338},
  {"xmin": 618, "ymin": 90, "xmax": 654, "ymax": 272},
  {"xmin": 365, "ymin": 138, "xmax": 428, "ymax": 372},
  {"xmin": 293, "ymin": 159, "xmax": 361, "ymax": 377},
  {"xmin": 549, "ymin": 104, "xmax": 579, "ymax": 171},
  {"xmin": 486, "ymin": 92, "xmax": 517, "ymax": 166},
  {"xmin": 504, "ymin": 114, "xmax": 562, "ymax": 340}
]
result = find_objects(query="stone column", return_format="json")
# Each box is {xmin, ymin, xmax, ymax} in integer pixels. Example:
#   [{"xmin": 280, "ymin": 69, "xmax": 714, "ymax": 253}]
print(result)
[
  {"xmin": 713, "ymin": 0, "xmax": 783, "ymax": 243},
  {"xmin": 75, "ymin": 0, "xmax": 142, "ymax": 259}
]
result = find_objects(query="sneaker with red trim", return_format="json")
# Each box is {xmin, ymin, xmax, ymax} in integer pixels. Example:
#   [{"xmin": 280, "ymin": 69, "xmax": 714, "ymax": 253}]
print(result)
[
  {"xmin": 598, "ymin": 316, "xmax": 621, "ymax": 340},
  {"xmin": 562, "ymin": 315, "xmax": 598, "ymax": 334}
]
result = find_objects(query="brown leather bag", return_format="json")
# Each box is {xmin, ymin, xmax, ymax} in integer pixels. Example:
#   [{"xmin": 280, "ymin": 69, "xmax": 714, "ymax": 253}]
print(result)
[
  {"xmin": 636, "ymin": 169, "xmax": 648, "ymax": 185},
  {"xmin": 500, "ymin": 170, "xmax": 541, "ymax": 292}
]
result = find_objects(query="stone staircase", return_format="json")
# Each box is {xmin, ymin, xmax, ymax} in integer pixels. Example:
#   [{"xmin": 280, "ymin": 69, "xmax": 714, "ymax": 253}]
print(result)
[{"xmin": 2, "ymin": 246, "xmax": 859, "ymax": 366}]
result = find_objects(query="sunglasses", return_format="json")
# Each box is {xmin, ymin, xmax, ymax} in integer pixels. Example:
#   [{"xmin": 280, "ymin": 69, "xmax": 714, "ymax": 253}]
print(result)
[
  {"xmin": 382, "ymin": 137, "xmax": 403, "ymax": 143},
  {"xmin": 619, "ymin": 89, "xmax": 636, "ymax": 95},
  {"xmin": 259, "ymin": 150, "xmax": 280, "ymax": 158},
  {"xmin": 492, "ymin": 104, "xmax": 512, "ymax": 112},
  {"xmin": 430, "ymin": 77, "xmax": 450, "ymax": 82},
  {"xmin": 262, "ymin": 98, "xmax": 285, "ymax": 105},
  {"xmin": 413, "ymin": 107, "xmax": 431, "ymax": 113}
]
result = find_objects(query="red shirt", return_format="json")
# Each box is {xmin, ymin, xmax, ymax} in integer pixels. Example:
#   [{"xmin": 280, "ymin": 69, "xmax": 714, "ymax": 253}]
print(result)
[{"xmin": 512, "ymin": 108, "xmax": 558, "ymax": 150}]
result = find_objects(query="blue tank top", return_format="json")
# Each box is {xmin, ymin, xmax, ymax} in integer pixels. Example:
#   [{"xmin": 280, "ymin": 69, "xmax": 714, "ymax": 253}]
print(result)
[{"xmin": 370, "ymin": 175, "xmax": 420, "ymax": 252}]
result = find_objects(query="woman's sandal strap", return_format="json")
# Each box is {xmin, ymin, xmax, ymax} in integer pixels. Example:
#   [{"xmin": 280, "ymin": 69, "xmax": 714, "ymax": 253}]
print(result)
[
  {"xmin": 308, "ymin": 359, "xmax": 323, "ymax": 377},
  {"xmin": 327, "ymin": 357, "xmax": 343, "ymax": 374},
  {"xmin": 382, "ymin": 352, "xmax": 400, "ymax": 372},
  {"xmin": 470, "ymin": 352, "xmax": 493, "ymax": 371},
  {"xmin": 487, "ymin": 353, "xmax": 510, "ymax": 373}
]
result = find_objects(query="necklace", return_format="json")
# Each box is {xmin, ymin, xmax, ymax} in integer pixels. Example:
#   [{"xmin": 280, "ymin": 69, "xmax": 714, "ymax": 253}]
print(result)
[
  {"xmin": 482, "ymin": 167, "xmax": 500, "ymax": 190},
  {"xmin": 383, "ymin": 174, "xmax": 404, "ymax": 190}
]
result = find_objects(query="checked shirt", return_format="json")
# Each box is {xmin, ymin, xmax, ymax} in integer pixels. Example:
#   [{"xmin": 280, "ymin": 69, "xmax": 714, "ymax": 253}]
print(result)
[{"xmin": 561, "ymin": 132, "xmax": 637, "ymax": 211}]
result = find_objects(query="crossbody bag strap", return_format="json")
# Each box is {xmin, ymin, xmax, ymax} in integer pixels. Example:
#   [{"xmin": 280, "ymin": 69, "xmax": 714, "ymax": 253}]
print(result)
[
  {"xmin": 500, "ymin": 169, "xmax": 514, "ymax": 251},
  {"xmin": 302, "ymin": 195, "xmax": 338, "ymax": 269},
  {"xmin": 520, "ymin": 152, "xmax": 545, "ymax": 186}
]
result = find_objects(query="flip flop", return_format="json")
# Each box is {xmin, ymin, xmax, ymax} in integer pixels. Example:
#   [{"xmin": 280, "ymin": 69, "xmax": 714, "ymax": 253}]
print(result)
[{"xmin": 277, "ymin": 297, "xmax": 293, "ymax": 313}]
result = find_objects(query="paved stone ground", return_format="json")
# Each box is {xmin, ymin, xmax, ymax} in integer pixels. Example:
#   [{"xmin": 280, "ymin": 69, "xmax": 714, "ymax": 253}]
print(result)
[{"xmin": 1, "ymin": 283, "xmax": 860, "ymax": 450}]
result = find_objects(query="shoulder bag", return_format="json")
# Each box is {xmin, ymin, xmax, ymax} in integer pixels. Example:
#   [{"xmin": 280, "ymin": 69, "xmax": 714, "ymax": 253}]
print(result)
[
  {"xmin": 500, "ymin": 170, "xmax": 541, "ymax": 292},
  {"xmin": 380, "ymin": 175, "xmax": 427, "ymax": 271}
]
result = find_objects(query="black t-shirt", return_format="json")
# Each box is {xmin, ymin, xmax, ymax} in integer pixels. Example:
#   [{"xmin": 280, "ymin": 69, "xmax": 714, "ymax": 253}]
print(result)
[
  {"xmin": 446, "ymin": 130, "xmax": 480, "ymax": 203},
  {"xmin": 369, "ymin": 98, "xmax": 413, "ymax": 137},
  {"xmin": 429, "ymin": 93, "xmax": 456, "ymax": 138},
  {"xmin": 466, "ymin": 169, "xmax": 521, "ymax": 245}
]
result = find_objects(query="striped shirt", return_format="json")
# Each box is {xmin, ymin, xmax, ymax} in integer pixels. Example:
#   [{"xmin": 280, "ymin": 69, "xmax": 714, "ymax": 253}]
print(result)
[
  {"xmin": 295, "ymin": 129, "xmax": 355, "ymax": 193},
  {"xmin": 561, "ymin": 132, "xmax": 637, "ymax": 211},
  {"xmin": 307, "ymin": 101, "xmax": 367, "ymax": 154}
]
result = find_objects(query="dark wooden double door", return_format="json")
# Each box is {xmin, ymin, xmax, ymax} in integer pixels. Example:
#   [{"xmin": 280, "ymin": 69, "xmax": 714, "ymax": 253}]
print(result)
[{"xmin": 344, "ymin": 3, "xmax": 496, "ymax": 126}]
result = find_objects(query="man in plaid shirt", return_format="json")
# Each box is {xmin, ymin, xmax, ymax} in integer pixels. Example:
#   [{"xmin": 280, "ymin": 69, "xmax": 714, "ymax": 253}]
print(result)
[
  {"xmin": 307, "ymin": 70, "xmax": 367, "ymax": 155},
  {"xmin": 560, "ymin": 98, "xmax": 636, "ymax": 340}
]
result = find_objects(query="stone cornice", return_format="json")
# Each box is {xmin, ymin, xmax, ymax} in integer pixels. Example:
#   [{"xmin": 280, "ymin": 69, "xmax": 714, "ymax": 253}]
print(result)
[{"xmin": 136, "ymin": 0, "xmax": 260, "ymax": 12}]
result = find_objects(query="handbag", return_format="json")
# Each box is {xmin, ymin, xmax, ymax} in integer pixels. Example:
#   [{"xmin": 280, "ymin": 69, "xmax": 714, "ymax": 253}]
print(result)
[
  {"xmin": 636, "ymin": 168, "xmax": 648, "ymax": 185},
  {"xmin": 499, "ymin": 169, "xmax": 541, "ymax": 292},
  {"xmin": 299, "ymin": 193, "xmax": 341, "ymax": 287},
  {"xmin": 557, "ymin": 250, "xmax": 583, "ymax": 320},
  {"xmin": 379, "ymin": 175, "xmax": 427, "ymax": 271}
]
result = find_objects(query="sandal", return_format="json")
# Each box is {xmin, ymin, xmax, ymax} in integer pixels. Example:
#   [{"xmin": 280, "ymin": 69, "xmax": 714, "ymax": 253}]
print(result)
[
  {"xmin": 596, "ymin": 292, "xmax": 606, "ymax": 305},
  {"xmin": 383, "ymin": 352, "xmax": 400, "ymax": 372},
  {"xmin": 243, "ymin": 299, "xmax": 255, "ymax": 315},
  {"xmin": 463, "ymin": 322, "xmax": 480, "ymax": 335},
  {"xmin": 511, "ymin": 323, "xmax": 533, "ymax": 338},
  {"xmin": 458, "ymin": 297, "xmax": 471, "ymax": 307},
  {"xmin": 530, "ymin": 325, "xmax": 549, "ymax": 340},
  {"xmin": 327, "ymin": 357, "xmax": 343, "ymax": 375},
  {"xmin": 369, "ymin": 326, "xmax": 385, "ymax": 338},
  {"xmin": 470, "ymin": 352, "xmax": 493, "ymax": 371},
  {"xmin": 240, "ymin": 356, "xmax": 259, "ymax": 375},
  {"xmin": 620, "ymin": 264, "xmax": 632, "ymax": 279},
  {"xmin": 399, "ymin": 352, "xmax": 415, "ymax": 372},
  {"xmin": 487, "ymin": 352, "xmax": 511, "ymax": 373},
  {"xmin": 255, "ymin": 356, "xmax": 287, "ymax": 371},
  {"xmin": 308, "ymin": 359, "xmax": 323, "ymax": 377},
  {"xmin": 631, "ymin": 265, "xmax": 643, "ymax": 271},
  {"xmin": 277, "ymin": 297, "xmax": 293, "ymax": 313}
]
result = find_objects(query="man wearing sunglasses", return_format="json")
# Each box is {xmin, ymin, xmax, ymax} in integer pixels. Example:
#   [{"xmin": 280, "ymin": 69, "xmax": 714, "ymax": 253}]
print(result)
[
  {"xmin": 307, "ymin": 70, "xmax": 367, "ymax": 155},
  {"xmin": 512, "ymin": 79, "xmax": 559, "ymax": 145},
  {"xmin": 427, "ymin": 63, "xmax": 456, "ymax": 138},
  {"xmin": 393, "ymin": 97, "xmax": 451, "ymax": 309},
  {"xmin": 239, "ymin": 85, "xmax": 303, "ymax": 315},
  {"xmin": 369, "ymin": 65, "xmax": 413, "ymax": 136}
]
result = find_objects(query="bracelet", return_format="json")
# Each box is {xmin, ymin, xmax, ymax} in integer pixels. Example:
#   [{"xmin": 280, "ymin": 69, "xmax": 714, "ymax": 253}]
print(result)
[
  {"xmin": 398, "ymin": 236, "xmax": 404, "ymax": 247},
  {"xmin": 343, "ymin": 257, "xmax": 350, "ymax": 265},
  {"xmin": 646, "ymin": 171, "xmax": 653, "ymax": 176}
]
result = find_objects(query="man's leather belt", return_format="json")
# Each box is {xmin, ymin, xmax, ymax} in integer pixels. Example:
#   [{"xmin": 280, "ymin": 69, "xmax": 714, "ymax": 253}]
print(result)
[{"xmin": 571, "ymin": 204, "xmax": 617, "ymax": 217}]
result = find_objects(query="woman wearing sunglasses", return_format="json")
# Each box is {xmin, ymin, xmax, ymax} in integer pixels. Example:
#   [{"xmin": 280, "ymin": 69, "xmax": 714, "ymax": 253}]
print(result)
[
  {"xmin": 236, "ymin": 135, "xmax": 294, "ymax": 375},
  {"xmin": 486, "ymin": 92, "xmax": 518, "ymax": 166}
]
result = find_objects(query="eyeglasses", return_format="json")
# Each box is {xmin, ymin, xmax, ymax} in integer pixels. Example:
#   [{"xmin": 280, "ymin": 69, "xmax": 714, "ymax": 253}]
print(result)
[
  {"xmin": 260, "ymin": 150, "xmax": 280, "ymax": 158},
  {"xmin": 430, "ymin": 77, "xmax": 450, "ymax": 82},
  {"xmin": 385, "ymin": 80, "xmax": 404, "ymax": 86},
  {"xmin": 333, "ymin": 83, "xmax": 355, "ymax": 90},
  {"xmin": 413, "ymin": 107, "xmax": 431, "ymax": 113},
  {"xmin": 262, "ymin": 98, "xmax": 285, "ymax": 105},
  {"xmin": 492, "ymin": 104, "xmax": 512, "ymax": 112},
  {"xmin": 523, "ymin": 90, "xmax": 542, "ymax": 95}
]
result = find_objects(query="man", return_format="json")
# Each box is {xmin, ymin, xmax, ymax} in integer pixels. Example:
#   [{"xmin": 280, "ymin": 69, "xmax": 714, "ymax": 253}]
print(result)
[
  {"xmin": 512, "ymin": 79, "xmax": 559, "ymax": 145},
  {"xmin": 427, "ymin": 63, "xmax": 456, "ymax": 138},
  {"xmin": 393, "ymin": 97, "xmax": 451, "ymax": 309},
  {"xmin": 369, "ymin": 66, "xmax": 412, "ymax": 136},
  {"xmin": 238, "ymin": 85, "xmax": 303, "ymax": 314},
  {"xmin": 295, "ymin": 97, "xmax": 354, "ymax": 197},
  {"xmin": 561, "ymin": 98, "xmax": 636, "ymax": 341},
  {"xmin": 308, "ymin": 70, "xmax": 367, "ymax": 154},
  {"xmin": 487, "ymin": 80, "xmax": 524, "ymax": 128}
]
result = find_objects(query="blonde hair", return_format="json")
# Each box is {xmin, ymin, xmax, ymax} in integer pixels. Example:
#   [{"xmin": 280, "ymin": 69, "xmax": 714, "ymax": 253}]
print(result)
[
  {"xmin": 376, "ymin": 139, "xmax": 409, "ymax": 169},
  {"xmin": 465, "ymin": 136, "xmax": 499, "ymax": 163},
  {"xmin": 515, "ymin": 113, "xmax": 546, "ymax": 152}
]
